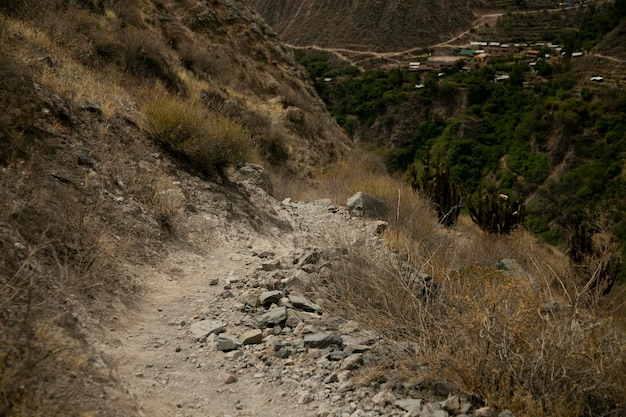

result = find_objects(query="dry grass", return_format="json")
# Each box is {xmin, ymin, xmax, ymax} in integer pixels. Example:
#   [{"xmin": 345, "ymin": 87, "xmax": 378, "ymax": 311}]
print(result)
[
  {"xmin": 305, "ymin": 154, "xmax": 626, "ymax": 416},
  {"xmin": 322, "ymin": 234, "xmax": 626, "ymax": 416},
  {"xmin": 142, "ymin": 92, "xmax": 258, "ymax": 178},
  {"xmin": 0, "ymin": 158, "xmax": 134, "ymax": 416}
]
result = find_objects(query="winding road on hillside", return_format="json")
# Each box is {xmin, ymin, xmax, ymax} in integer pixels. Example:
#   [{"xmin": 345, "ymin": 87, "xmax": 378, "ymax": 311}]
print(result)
[{"xmin": 286, "ymin": 3, "xmax": 608, "ymax": 68}]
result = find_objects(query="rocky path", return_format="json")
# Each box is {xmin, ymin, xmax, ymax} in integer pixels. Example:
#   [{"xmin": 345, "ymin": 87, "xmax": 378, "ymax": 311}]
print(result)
[
  {"xmin": 101, "ymin": 166, "xmax": 486, "ymax": 417},
  {"xmin": 100, "ymin": 167, "xmax": 379, "ymax": 417},
  {"xmin": 107, "ymin": 247, "xmax": 310, "ymax": 417}
]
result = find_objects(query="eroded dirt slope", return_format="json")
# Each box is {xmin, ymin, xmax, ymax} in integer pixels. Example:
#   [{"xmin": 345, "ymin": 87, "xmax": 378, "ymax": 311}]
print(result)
[{"xmin": 245, "ymin": 0, "xmax": 477, "ymax": 52}]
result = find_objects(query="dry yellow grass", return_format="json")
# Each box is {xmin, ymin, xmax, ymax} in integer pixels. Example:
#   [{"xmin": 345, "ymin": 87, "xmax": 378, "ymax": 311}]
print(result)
[
  {"xmin": 322, "ymin": 232, "xmax": 626, "ymax": 416},
  {"xmin": 142, "ymin": 92, "xmax": 258, "ymax": 178},
  {"xmin": 304, "ymin": 153, "xmax": 626, "ymax": 416}
]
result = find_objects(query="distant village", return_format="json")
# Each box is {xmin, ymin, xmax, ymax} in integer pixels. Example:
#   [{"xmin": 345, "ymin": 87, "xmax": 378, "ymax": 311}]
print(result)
[{"xmin": 401, "ymin": 40, "xmax": 604, "ymax": 85}]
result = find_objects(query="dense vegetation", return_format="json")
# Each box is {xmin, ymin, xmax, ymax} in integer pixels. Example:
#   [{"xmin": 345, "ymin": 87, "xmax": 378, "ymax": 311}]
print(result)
[{"xmin": 297, "ymin": 0, "xmax": 626, "ymax": 284}]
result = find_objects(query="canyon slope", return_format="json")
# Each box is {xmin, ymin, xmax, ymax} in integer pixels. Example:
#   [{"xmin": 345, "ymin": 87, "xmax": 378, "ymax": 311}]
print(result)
[{"xmin": 245, "ymin": 0, "xmax": 484, "ymax": 52}]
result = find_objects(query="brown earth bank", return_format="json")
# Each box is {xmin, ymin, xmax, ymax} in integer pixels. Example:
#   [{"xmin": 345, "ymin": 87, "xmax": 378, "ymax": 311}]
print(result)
[{"xmin": 244, "ymin": 0, "xmax": 483, "ymax": 53}]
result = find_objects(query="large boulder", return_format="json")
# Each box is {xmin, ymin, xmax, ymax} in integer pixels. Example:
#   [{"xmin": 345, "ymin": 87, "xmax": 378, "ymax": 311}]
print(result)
[{"xmin": 347, "ymin": 191, "xmax": 388, "ymax": 218}]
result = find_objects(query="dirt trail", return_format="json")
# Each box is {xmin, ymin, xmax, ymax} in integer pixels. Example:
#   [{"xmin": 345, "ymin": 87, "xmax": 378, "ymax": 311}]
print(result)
[
  {"xmin": 100, "ymin": 167, "xmax": 381, "ymax": 417},
  {"xmin": 107, "ymin": 248, "xmax": 304, "ymax": 417}
]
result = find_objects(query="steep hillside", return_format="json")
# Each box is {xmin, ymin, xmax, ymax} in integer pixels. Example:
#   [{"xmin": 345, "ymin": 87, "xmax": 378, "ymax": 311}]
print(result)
[
  {"xmin": 594, "ymin": 20, "xmax": 626, "ymax": 60},
  {"xmin": 2, "ymin": 2, "xmax": 626, "ymax": 417},
  {"xmin": 295, "ymin": 1, "xmax": 626, "ymax": 281},
  {"xmin": 245, "ymin": 0, "xmax": 480, "ymax": 52},
  {"xmin": 0, "ymin": 0, "xmax": 350, "ymax": 415}
]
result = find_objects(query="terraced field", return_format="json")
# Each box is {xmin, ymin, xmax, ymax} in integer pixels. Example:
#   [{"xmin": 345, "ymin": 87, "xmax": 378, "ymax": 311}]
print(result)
[
  {"xmin": 484, "ymin": 0, "xmax": 571, "ymax": 9},
  {"xmin": 475, "ymin": 6, "xmax": 592, "ymax": 41}
]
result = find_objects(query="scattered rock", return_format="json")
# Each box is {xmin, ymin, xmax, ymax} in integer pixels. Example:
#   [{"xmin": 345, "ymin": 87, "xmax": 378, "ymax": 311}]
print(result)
[
  {"xmin": 442, "ymin": 395, "xmax": 460, "ymax": 414},
  {"xmin": 257, "ymin": 306, "xmax": 288, "ymax": 329},
  {"xmin": 261, "ymin": 259, "xmax": 281, "ymax": 271},
  {"xmin": 347, "ymin": 191, "xmax": 388, "ymax": 218},
  {"xmin": 287, "ymin": 294, "xmax": 322, "ymax": 313},
  {"xmin": 189, "ymin": 320, "xmax": 226, "ymax": 340},
  {"xmin": 303, "ymin": 333, "xmax": 343, "ymax": 348},
  {"xmin": 475, "ymin": 406, "xmax": 496, "ymax": 417},
  {"xmin": 259, "ymin": 290, "xmax": 283, "ymax": 306},
  {"xmin": 216, "ymin": 334, "xmax": 242, "ymax": 352},
  {"xmin": 395, "ymin": 398, "xmax": 422, "ymax": 413},
  {"xmin": 372, "ymin": 390, "xmax": 395, "ymax": 406},
  {"xmin": 241, "ymin": 328, "xmax": 263, "ymax": 345},
  {"xmin": 223, "ymin": 373, "xmax": 238, "ymax": 384}
]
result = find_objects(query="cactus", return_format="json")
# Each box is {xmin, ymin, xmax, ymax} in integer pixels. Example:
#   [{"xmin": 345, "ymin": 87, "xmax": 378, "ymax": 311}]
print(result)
[
  {"xmin": 468, "ymin": 189, "xmax": 524, "ymax": 234},
  {"xmin": 409, "ymin": 151, "xmax": 462, "ymax": 227}
]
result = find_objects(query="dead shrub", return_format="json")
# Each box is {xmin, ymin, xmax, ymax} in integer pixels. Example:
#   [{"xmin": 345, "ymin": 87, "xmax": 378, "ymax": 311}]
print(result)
[
  {"xmin": 0, "ymin": 0, "xmax": 64, "ymax": 18},
  {"xmin": 178, "ymin": 41, "xmax": 214, "ymax": 75},
  {"xmin": 112, "ymin": 1, "xmax": 143, "ymax": 27},
  {"xmin": 223, "ymin": 103, "xmax": 291, "ymax": 168},
  {"xmin": 148, "ymin": 174, "xmax": 185, "ymax": 234},
  {"xmin": 161, "ymin": 18, "xmax": 190, "ymax": 49},
  {"xmin": 121, "ymin": 28, "xmax": 184, "ymax": 93},
  {"xmin": 307, "ymin": 155, "xmax": 626, "ymax": 415},
  {"xmin": 322, "ymin": 236, "xmax": 626, "ymax": 417},
  {"xmin": 0, "ymin": 160, "xmax": 130, "ymax": 416},
  {"xmin": 0, "ymin": 54, "xmax": 39, "ymax": 165}
]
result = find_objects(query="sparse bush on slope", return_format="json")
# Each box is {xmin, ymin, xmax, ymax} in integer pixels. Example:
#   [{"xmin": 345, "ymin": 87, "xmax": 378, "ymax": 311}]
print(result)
[
  {"xmin": 307, "ymin": 157, "xmax": 626, "ymax": 416},
  {"xmin": 143, "ymin": 94, "xmax": 257, "ymax": 179},
  {"xmin": 323, "ymin": 233, "xmax": 626, "ymax": 417}
]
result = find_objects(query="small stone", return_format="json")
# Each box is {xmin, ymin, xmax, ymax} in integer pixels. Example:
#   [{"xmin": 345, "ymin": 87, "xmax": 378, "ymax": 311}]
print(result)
[
  {"xmin": 475, "ymin": 407, "xmax": 496, "ymax": 417},
  {"xmin": 225, "ymin": 350, "xmax": 243, "ymax": 360},
  {"xmin": 369, "ymin": 220, "xmax": 388, "ymax": 234},
  {"xmin": 275, "ymin": 347, "xmax": 292, "ymax": 359},
  {"xmin": 421, "ymin": 401, "xmax": 443, "ymax": 417},
  {"xmin": 498, "ymin": 411, "xmax": 515, "ymax": 417},
  {"xmin": 223, "ymin": 373, "xmax": 237, "ymax": 384},
  {"xmin": 459, "ymin": 402, "xmax": 472, "ymax": 414},
  {"xmin": 298, "ymin": 250, "xmax": 321, "ymax": 266},
  {"xmin": 442, "ymin": 396, "xmax": 460, "ymax": 413},
  {"xmin": 242, "ymin": 329, "xmax": 263, "ymax": 345},
  {"xmin": 337, "ymin": 381, "xmax": 355, "ymax": 393},
  {"xmin": 394, "ymin": 399, "xmax": 422, "ymax": 413},
  {"xmin": 209, "ymin": 278, "xmax": 219, "ymax": 285},
  {"xmin": 261, "ymin": 259, "xmax": 281, "ymax": 271},
  {"xmin": 298, "ymin": 391, "xmax": 314, "ymax": 405},
  {"xmin": 341, "ymin": 354, "xmax": 364, "ymax": 370},
  {"xmin": 329, "ymin": 351, "xmax": 347, "ymax": 361},
  {"xmin": 189, "ymin": 320, "xmax": 226, "ymax": 340},
  {"xmin": 257, "ymin": 307, "xmax": 288, "ymax": 329},
  {"xmin": 216, "ymin": 334, "xmax": 242, "ymax": 352},
  {"xmin": 303, "ymin": 333, "xmax": 343, "ymax": 348},
  {"xmin": 288, "ymin": 294, "xmax": 323, "ymax": 313},
  {"xmin": 259, "ymin": 290, "xmax": 283, "ymax": 306},
  {"xmin": 293, "ymin": 322, "xmax": 306, "ymax": 335},
  {"xmin": 324, "ymin": 373, "xmax": 339, "ymax": 384},
  {"xmin": 372, "ymin": 390, "xmax": 395, "ymax": 406}
]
